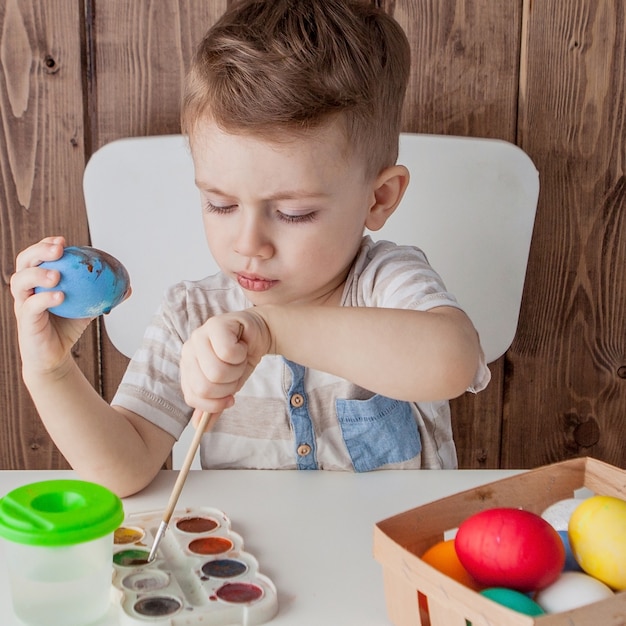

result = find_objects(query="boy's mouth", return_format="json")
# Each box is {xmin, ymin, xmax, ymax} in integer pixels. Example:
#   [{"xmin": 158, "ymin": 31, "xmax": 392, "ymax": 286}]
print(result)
[{"xmin": 236, "ymin": 273, "xmax": 278, "ymax": 292}]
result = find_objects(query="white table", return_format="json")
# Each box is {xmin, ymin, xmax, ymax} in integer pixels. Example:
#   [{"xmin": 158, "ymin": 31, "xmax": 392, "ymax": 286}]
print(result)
[{"xmin": 0, "ymin": 468, "xmax": 520, "ymax": 625}]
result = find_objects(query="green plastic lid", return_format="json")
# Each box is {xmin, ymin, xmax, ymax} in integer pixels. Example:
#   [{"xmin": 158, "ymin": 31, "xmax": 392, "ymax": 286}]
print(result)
[{"xmin": 0, "ymin": 480, "xmax": 124, "ymax": 547}]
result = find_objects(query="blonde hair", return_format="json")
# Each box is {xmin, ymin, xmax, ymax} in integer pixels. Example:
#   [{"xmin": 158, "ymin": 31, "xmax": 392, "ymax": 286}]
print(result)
[{"xmin": 181, "ymin": 0, "xmax": 410, "ymax": 178}]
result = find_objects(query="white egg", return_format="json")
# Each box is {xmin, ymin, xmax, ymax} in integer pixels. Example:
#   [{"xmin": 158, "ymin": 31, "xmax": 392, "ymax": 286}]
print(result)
[
  {"xmin": 535, "ymin": 571, "xmax": 613, "ymax": 613},
  {"xmin": 541, "ymin": 498, "xmax": 586, "ymax": 531}
]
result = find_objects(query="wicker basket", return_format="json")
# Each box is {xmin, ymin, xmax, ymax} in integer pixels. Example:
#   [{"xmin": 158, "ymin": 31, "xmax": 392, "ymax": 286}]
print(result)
[{"xmin": 374, "ymin": 457, "xmax": 626, "ymax": 625}]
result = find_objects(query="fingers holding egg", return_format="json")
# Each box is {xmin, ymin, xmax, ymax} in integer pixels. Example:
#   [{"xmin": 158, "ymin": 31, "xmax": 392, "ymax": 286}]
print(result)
[{"xmin": 34, "ymin": 246, "xmax": 130, "ymax": 319}]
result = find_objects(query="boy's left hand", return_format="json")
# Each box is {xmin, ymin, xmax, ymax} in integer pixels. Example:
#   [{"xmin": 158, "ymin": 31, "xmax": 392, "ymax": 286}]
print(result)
[{"xmin": 180, "ymin": 309, "xmax": 272, "ymax": 417}]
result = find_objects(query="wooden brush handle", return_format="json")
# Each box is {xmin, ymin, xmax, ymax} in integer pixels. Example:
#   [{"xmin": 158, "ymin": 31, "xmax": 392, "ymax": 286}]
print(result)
[
  {"xmin": 162, "ymin": 323, "xmax": 244, "ymax": 524},
  {"xmin": 162, "ymin": 411, "xmax": 218, "ymax": 524}
]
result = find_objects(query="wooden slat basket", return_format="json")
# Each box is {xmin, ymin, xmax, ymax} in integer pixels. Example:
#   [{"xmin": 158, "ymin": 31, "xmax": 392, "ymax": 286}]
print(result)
[{"xmin": 374, "ymin": 457, "xmax": 626, "ymax": 626}]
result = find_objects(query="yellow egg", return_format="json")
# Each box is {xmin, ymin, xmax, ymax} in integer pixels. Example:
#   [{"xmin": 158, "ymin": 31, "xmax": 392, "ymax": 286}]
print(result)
[{"xmin": 568, "ymin": 495, "xmax": 626, "ymax": 590}]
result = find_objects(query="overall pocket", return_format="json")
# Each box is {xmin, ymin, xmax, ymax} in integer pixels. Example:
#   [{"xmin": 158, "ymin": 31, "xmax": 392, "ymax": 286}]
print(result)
[{"xmin": 336, "ymin": 395, "xmax": 421, "ymax": 472}]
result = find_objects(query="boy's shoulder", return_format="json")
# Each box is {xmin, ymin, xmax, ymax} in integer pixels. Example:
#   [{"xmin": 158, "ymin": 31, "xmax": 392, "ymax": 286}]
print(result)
[
  {"xmin": 344, "ymin": 236, "xmax": 455, "ymax": 309},
  {"xmin": 354, "ymin": 235, "xmax": 429, "ymax": 269}
]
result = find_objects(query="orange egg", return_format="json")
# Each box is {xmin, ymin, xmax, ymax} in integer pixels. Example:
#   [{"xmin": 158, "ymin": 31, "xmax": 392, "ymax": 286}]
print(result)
[{"xmin": 421, "ymin": 539, "xmax": 483, "ymax": 590}]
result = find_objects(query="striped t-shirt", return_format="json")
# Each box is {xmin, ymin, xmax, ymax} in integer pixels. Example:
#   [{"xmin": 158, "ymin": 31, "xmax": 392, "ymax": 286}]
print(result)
[{"xmin": 112, "ymin": 236, "xmax": 490, "ymax": 470}]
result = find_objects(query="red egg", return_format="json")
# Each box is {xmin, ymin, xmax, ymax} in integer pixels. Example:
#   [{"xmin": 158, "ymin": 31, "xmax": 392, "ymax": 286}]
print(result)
[{"xmin": 455, "ymin": 508, "xmax": 565, "ymax": 592}]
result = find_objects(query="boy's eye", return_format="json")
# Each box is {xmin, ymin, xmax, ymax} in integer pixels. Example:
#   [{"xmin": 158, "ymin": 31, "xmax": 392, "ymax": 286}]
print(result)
[
  {"xmin": 204, "ymin": 201, "xmax": 236, "ymax": 215},
  {"xmin": 204, "ymin": 201, "xmax": 316, "ymax": 224},
  {"xmin": 277, "ymin": 211, "xmax": 317, "ymax": 224}
]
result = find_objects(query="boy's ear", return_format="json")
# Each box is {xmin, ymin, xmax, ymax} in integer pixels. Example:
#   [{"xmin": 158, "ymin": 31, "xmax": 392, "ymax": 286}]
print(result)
[{"xmin": 365, "ymin": 165, "xmax": 410, "ymax": 231}]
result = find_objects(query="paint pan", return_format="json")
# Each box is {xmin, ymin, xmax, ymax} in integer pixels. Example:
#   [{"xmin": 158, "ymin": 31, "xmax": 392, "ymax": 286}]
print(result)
[
  {"xmin": 176, "ymin": 516, "xmax": 219, "ymax": 533},
  {"xmin": 111, "ymin": 506, "xmax": 278, "ymax": 625},
  {"xmin": 114, "ymin": 526, "xmax": 145, "ymax": 545}
]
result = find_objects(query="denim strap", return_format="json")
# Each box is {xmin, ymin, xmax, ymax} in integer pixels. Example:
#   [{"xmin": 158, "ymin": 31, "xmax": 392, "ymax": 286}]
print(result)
[{"xmin": 284, "ymin": 358, "xmax": 318, "ymax": 470}]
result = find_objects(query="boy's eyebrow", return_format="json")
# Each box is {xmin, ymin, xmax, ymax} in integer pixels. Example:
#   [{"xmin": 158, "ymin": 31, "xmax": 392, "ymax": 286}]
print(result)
[{"xmin": 195, "ymin": 183, "xmax": 331, "ymax": 201}]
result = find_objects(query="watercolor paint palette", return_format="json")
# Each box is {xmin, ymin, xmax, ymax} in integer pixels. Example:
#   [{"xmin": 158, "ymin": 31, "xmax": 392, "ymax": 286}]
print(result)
[{"xmin": 111, "ymin": 507, "xmax": 278, "ymax": 625}]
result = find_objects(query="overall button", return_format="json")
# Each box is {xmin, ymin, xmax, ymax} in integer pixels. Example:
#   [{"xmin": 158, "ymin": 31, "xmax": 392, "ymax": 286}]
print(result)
[
  {"xmin": 297, "ymin": 444, "xmax": 312, "ymax": 457},
  {"xmin": 290, "ymin": 393, "xmax": 304, "ymax": 408}
]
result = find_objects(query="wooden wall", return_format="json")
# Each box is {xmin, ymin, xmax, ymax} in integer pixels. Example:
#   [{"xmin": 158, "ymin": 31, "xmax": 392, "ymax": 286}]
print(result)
[{"xmin": 1, "ymin": 1, "xmax": 624, "ymax": 471}]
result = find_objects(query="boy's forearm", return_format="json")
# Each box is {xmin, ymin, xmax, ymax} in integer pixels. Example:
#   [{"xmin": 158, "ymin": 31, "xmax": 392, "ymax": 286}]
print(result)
[
  {"xmin": 258, "ymin": 305, "xmax": 481, "ymax": 401},
  {"xmin": 22, "ymin": 360, "xmax": 171, "ymax": 496}
]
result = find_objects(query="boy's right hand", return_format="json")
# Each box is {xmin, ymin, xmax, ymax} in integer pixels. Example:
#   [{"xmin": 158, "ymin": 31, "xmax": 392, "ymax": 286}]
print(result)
[
  {"xmin": 10, "ymin": 236, "xmax": 93, "ymax": 378},
  {"xmin": 180, "ymin": 309, "xmax": 273, "ymax": 418}
]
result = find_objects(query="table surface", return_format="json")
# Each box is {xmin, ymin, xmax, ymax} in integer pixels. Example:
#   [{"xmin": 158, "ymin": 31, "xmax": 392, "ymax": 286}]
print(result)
[{"xmin": 0, "ymin": 468, "xmax": 521, "ymax": 625}]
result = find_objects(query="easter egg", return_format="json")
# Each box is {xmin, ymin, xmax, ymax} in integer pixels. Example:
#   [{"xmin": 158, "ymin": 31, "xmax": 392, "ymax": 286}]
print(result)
[
  {"xmin": 480, "ymin": 588, "xmax": 545, "ymax": 616},
  {"xmin": 534, "ymin": 571, "xmax": 614, "ymax": 613},
  {"xmin": 421, "ymin": 539, "xmax": 482, "ymax": 590},
  {"xmin": 557, "ymin": 530, "xmax": 583, "ymax": 572},
  {"xmin": 542, "ymin": 498, "xmax": 586, "ymax": 531},
  {"xmin": 35, "ymin": 246, "xmax": 130, "ymax": 318},
  {"xmin": 568, "ymin": 495, "xmax": 626, "ymax": 590},
  {"xmin": 455, "ymin": 508, "xmax": 565, "ymax": 592}
]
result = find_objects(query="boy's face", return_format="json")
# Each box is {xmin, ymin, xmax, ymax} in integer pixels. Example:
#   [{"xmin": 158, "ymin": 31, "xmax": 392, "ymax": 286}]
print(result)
[{"xmin": 190, "ymin": 119, "xmax": 376, "ymax": 307}]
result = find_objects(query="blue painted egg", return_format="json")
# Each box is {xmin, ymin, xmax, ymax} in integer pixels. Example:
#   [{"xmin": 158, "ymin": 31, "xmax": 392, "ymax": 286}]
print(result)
[
  {"xmin": 35, "ymin": 246, "xmax": 130, "ymax": 318},
  {"xmin": 557, "ymin": 529, "xmax": 583, "ymax": 572}
]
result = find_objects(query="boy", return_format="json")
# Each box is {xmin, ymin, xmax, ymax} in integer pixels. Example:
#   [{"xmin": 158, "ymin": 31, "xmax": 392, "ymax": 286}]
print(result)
[{"xmin": 11, "ymin": 0, "xmax": 489, "ymax": 497}]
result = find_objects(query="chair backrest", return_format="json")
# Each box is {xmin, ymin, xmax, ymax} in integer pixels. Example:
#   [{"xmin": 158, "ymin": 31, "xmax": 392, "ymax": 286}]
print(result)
[
  {"xmin": 84, "ymin": 133, "xmax": 539, "ymax": 362},
  {"xmin": 84, "ymin": 133, "xmax": 539, "ymax": 467}
]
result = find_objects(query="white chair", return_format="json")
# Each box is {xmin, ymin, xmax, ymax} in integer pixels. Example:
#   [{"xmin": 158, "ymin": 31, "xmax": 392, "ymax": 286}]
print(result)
[{"xmin": 84, "ymin": 133, "xmax": 539, "ymax": 468}]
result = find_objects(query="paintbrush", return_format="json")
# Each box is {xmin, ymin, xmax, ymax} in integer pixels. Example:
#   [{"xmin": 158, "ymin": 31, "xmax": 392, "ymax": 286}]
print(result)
[
  {"xmin": 147, "ymin": 322, "xmax": 244, "ymax": 563},
  {"xmin": 147, "ymin": 410, "xmax": 218, "ymax": 562}
]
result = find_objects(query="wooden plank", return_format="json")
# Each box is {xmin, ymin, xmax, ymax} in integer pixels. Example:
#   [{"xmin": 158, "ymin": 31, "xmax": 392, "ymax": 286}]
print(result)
[
  {"xmin": 450, "ymin": 363, "xmax": 503, "ymax": 469},
  {"xmin": 384, "ymin": 0, "xmax": 523, "ymax": 467},
  {"xmin": 391, "ymin": 0, "xmax": 522, "ymax": 138},
  {"xmin": 509, "ymin": 0, "xmax": 626, "ymax": 468},
  {"xmin": 427, "ymin": 599, "xmax": 471, "ymax": 626},
  {"xmin": 0, "ymin": 0, "xmax": 95, "ymax": 469},
  {"xmin": 381, "ymin": 567, "xmax": 425, "ymax": 626},
  {"xmin": 86, "ymin": 0, "xmax": 228, "ymax": 403}
]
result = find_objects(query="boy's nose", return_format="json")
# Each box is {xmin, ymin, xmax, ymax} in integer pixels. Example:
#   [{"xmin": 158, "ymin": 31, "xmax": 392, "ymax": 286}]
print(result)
[{"xmin": 234, "ymin": 214, "xmax": 273, "ymax": 259}]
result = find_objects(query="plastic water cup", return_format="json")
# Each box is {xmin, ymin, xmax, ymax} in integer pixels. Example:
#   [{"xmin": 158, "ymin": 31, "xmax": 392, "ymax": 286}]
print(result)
[{"xmin": 0, "ymin": 479, "xmax": 124, "ymax": 626}]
